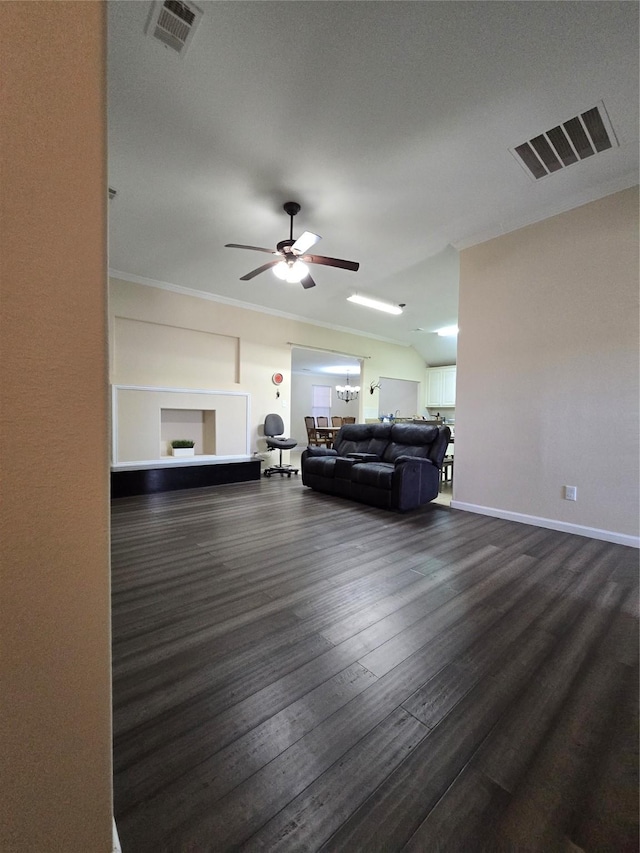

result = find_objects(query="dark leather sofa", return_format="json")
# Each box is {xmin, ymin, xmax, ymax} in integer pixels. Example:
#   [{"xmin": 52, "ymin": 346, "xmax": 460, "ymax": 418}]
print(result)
[{"xmin": 301, "ymin": 422, "xmax": 451, "ymax": 511}]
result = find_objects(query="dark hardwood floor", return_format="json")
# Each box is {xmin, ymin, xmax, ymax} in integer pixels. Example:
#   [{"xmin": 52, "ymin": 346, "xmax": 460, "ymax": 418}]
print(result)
[{"xmin": 111, "ymin": 477, "xmax": 639, "ymax": 852}]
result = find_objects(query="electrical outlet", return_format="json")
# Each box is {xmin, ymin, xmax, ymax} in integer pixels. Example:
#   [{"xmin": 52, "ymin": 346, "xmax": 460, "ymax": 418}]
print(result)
[{"xmin": 564, "ymin": 485, "xmax": 577, "ymax": 501}]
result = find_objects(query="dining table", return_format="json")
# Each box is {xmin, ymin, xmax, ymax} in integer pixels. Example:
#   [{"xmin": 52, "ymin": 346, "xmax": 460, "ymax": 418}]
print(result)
[{"xmin": 312, "ymin": 426, "xmax": 339, "ymax": 448}]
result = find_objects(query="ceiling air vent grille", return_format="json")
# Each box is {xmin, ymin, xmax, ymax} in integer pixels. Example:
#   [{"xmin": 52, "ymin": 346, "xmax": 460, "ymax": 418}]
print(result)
[
  {"xmin": 147, "ymin": 0, "xmax": 203, "ymax": 55},
  {"xmin": 511, "ymin": 101, "xmax": 618, "ymax": 181}
]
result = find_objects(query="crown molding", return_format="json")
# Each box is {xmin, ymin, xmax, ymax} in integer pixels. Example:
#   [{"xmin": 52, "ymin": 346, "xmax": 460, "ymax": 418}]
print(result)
[{"xmin": 107, "ymin": 269, "xmax": 410, "ymax": 349}]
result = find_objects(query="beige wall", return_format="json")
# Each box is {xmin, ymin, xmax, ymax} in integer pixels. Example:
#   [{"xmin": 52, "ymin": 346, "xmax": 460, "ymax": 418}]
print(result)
[
  {"xmin": 110, "ymin": 277, "xmax": 428, "ymax": 458},
  {"xmin": 114, "ymin": 387, "xmax": 249, "ymax": 461},
  {"xmin": 1, "ymin": 4, "xmax": 113, "ymax": 852},
  {"xmin": 454, "ymin": 187, "xmax": 639, "ymax": 545}
]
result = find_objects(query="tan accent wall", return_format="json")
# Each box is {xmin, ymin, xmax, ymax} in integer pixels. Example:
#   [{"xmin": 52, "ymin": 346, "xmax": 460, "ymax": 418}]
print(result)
[
  {"xmin": 110, "ymin": 277, "xmax": 428, "ymax": 457},
  {"xmin": 455, "ymin": 187, "xmax": 639, "ymax": 541},
  {"xmin": 1, "ymin": 4, "xmax": 112, "ymax": 851}
]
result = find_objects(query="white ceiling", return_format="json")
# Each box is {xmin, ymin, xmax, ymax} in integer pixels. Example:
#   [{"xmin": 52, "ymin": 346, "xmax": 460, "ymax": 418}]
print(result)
[
  {"xmin": 291, "ymin": 347, "xmax": 361, "ymax": 378},
  {"xmin": 107, "ymin": 1, "xmax": 638, "ymax": 370}
]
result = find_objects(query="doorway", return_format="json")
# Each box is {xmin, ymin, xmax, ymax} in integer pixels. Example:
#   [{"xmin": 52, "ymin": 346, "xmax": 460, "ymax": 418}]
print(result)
[{"xmin": 290, "ymin": 347, "xmax": 362, "ymax": 446}]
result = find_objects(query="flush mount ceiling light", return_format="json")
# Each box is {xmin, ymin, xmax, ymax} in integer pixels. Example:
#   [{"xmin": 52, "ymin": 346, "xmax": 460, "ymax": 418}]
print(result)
[
  {"xmin": 347, "ymin": 294, "xmax": 403, "ymax": 315},
  {"xmin": 436, "ymin": 325, "xmax": 459, "ymax": 337}
]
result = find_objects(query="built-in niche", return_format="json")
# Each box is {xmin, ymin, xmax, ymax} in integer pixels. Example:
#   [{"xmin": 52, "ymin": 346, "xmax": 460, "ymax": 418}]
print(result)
[
  {"xmin": 112, "ymin": 385, "xmax": 250, "ymax": 464},
  {"xmin": 160, "ymin": 408, "xmax": 217, "ymax": 456}
]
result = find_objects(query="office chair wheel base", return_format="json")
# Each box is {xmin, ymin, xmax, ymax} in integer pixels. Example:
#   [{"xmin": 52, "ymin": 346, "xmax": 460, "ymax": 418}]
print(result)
[{"xmin": 263, "ymin": 464, "xmax": 299, "ymax": 479}]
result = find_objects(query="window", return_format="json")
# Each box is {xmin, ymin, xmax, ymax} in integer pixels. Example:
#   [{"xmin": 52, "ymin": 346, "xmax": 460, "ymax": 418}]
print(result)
[{"xmin": 312, "ymin": 384, "xmax": 331, "ymax": 422}]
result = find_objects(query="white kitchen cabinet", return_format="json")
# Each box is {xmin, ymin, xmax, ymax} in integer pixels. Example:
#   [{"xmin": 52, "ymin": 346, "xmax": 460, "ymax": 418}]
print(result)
[{"xmin": 426, "ymin": 365, "xmax": 456, "ymax": 407}]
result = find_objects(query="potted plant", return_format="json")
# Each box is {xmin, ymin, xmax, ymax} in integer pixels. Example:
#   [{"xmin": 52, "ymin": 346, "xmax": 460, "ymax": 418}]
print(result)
[{"xmin": 170, "ymin": 439, "xmax": 195, "ymax": 457}]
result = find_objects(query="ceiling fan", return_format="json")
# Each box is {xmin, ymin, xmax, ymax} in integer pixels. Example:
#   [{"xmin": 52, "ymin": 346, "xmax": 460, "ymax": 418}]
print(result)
[{"xmin": 225, "ymin": 201, "xmax": 359, "ymax": 289}]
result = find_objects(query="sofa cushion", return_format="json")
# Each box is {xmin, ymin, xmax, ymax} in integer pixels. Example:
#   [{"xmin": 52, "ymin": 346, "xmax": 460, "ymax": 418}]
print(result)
[
  {"xmin": 303, "ymin": 455, "xmax": 340, "ymax": 478},
  {"xmin": 350, "ymin": 461, "xmax": 395, "ymax": 489},
  {"xmin": 382, "ymin": 423, "xmax": 439, "ymax": 463},
  {"xmin": 333, "ymin": 423, "xmax": 392, "ymax": 459}
]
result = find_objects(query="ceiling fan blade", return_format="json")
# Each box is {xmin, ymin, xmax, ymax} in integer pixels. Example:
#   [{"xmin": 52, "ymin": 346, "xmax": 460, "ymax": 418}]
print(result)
[
  {"xmin": 292, "ymin": 231, "xmax": 321, "ymax": 254},
  {"xmin": 303, "ymin": 254, "xmax": 360, "ymax": 272},
  {"xmin": 239, "ymin": 260, "xmax": 280, "ymax": 280},
  {"xmin": 300, "ymin": 273, "xmax": 316, "ymax": 289},
  {"xmin": 225, "ymin": 243, "xmax": 275, "ymax": 254}
]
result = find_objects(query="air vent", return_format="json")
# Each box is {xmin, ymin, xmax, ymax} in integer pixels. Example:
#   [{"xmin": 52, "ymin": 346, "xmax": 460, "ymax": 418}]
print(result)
[
  {"xmin": 147, "ymin": 0, "xmax": 203, "ymax": 55},
  {"xmin": 511, "ymin": 101, "xmax": 618, "ymax": 181}
]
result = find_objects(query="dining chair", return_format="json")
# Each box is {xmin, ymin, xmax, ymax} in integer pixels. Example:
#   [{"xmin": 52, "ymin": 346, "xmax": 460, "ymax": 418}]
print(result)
[
  {"xmin": 331, "ymin": 416, "xmax": 343, "ymax": 427},
  {"xmin": 304, "ymin": 415, "xmax": 319, "ymax": 445},
  {"xmin": 316, "ymin": 416, "xmax": 329, "ymax": 427},
  {"xmin": 343, "ymin": 416, "xmax": 356, "ymax": 424}
]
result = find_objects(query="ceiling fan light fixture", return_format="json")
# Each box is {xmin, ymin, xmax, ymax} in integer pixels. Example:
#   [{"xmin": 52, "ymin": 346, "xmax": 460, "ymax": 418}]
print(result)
[
  {"xmin": 226, "ymin": 202, "xmax": 358, "ymax": 287},
  {"xmin": 347, "ymin": 294, "xmax": 403, "ymax": 315},
  {"xmin": 273, "ymin": 260, "xmax": 291, "ymax": 281},
  {"xmin": 273, "ymin": 259, "xmax": 309, "ymax": 283}
]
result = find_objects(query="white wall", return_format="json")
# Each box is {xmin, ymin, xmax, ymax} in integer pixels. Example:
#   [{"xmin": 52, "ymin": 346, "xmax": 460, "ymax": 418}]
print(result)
[
  {"xmin": 378, "ymin": 377, "xmax": 420, "ymax": 419},
  {"xmin": 454, "ymin": 187, "xmax": 639, "ymax": 545},
  {"xmin": 110, "ymin": 278, "xmax": 428, "ymax": 458},
  {"xmin": 1, "ymin": 4, "xmax": 113, "ymax": 850},
  {"xmin": 291, "ymin": 371, "xmax": 362, "ymax": 443}
]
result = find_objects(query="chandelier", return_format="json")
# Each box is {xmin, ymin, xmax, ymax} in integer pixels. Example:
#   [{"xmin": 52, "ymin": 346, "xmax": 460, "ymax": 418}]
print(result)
[{"xmin": 336, "ymin": 373, "xmax": 360, "ymax": 403}]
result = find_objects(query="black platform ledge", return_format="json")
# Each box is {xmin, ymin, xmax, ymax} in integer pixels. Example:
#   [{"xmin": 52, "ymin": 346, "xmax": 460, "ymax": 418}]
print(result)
[{"xmin": 111, "ymin": 455, "xmax": 260, "ymax": 498}]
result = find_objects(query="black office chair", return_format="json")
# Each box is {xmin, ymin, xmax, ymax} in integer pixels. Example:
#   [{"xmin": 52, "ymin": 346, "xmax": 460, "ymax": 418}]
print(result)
[{"xmin": 263, "ymin": 414, "xmax": 299, "ymax": 478}]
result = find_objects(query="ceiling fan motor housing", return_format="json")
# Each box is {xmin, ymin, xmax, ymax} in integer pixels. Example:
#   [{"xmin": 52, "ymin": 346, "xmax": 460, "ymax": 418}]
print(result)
[{"xmin": 277, "ymin": 239, "xmax": 297, "ymax": 257}]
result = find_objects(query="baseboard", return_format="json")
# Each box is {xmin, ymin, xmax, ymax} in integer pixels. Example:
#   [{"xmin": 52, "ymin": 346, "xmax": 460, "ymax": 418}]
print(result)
[
  {"xmin": 113, "ymin": 818, "xmax": 122, "ymax": 853},
  {"xmin": 450, "ymin": 501, "xmax": 640, "ymax": 549}
]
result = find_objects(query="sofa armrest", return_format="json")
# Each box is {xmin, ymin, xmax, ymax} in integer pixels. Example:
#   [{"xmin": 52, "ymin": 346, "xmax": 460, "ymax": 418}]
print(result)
[
  {"xmin": 346, "ymin": 452, "xmax": 381, "ymax": 462},
  {"xmin": 394, "ymin": 455, "xmax": 436, "ymax": 469},
  {"xmin": 305, "ymin": 446, "xmax": 338, "ymax": 458},
  {"xmin": 392, "ymin": 455, "xmax": 439, "ymax": 511}
]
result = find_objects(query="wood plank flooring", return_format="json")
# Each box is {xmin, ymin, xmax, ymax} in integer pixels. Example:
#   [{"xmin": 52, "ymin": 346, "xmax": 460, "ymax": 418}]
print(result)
[{"xmin": 111, "ymin": 477, "xmax": 639, "ymax": 852}]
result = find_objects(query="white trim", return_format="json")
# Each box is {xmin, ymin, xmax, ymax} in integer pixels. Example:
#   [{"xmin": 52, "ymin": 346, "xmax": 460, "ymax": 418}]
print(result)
[
  {"xmin": 108, "ymin": 269, "xmax": 409, "ymax": 349},
  {"xmin": 112, "ymin": 455, "xmax": 254, "ymax": 472},
  {"xmin": 113, "ymin": 383, "xmax": 251, "ymax": 395},
  {"xmin": 111, "ymin": 384, "xmax": 252, "ymax": 463},
  {"xmin": 113, "ymin": 818, "xmax": 122, "ymax": 853},
  {"xmin": 450, "ymin": 501, "xmax": 640, "ymax": 549}
]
